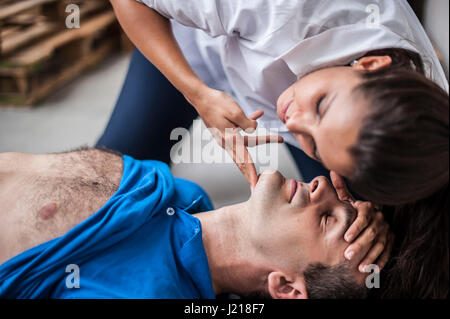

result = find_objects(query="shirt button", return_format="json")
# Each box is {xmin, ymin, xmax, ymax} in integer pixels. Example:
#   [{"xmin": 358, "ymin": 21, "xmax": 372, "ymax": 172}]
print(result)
[{"xmin": 166, "ymin": 207, "xmax": 175, "ymax": 216}]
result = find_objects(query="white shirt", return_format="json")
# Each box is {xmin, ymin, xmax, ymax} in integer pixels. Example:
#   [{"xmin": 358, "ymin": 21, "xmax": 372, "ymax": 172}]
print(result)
[{"xmin": 136, "ymin": 0, "xmax": 449, "ymax": 148}]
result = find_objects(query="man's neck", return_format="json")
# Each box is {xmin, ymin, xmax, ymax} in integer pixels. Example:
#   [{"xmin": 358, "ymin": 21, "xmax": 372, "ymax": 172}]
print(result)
[{"xmin": 195, "ymin": 202, "xmax": 270, "ymax": 296}]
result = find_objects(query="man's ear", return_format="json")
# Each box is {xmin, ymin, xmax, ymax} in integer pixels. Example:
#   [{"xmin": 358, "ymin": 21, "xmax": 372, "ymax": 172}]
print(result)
[
  {"xmin": 267, "ymin": 271, "xmax": 308, "ymax": 299},
  {"xmin": 352, "ymin": 55, "xmax": 392, "ymax": 71}
]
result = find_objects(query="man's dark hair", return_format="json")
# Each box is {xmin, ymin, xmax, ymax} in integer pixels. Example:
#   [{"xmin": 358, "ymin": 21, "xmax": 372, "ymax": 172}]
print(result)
[
  {"xmin": 304, "ymin": 187, "xmax": 449, "ymax": 300},
  {"xmin": 242, "ymin": 262, "xmax": 368, "ymax": 299},
  {"xmin": 303, "ymin": 263, "xmax": 368, "ymax": 299}
]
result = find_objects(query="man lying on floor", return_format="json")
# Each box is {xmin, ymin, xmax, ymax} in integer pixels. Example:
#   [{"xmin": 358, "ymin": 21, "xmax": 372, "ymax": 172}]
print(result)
[{"xmin": 1, "ymin": 148, "xmax": 384, "ymax": 299}]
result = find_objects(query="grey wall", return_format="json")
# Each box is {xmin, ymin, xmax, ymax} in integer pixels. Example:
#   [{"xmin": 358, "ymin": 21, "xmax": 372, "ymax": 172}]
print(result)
[{"xmin": 423, "ymin": 0, "xmax": 450, "ymax": 78}]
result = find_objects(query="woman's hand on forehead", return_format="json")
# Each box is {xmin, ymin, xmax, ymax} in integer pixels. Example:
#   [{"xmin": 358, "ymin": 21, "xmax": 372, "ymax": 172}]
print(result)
[{"xmin": 330, "ymin": 172, "xmax": 393, "ymax": 273}]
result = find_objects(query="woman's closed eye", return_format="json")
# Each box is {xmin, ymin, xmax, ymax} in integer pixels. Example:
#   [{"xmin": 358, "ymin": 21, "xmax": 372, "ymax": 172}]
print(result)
[
  {"xmin": 316, "ymin": 95, "xmax": 326, "ymax": 117},
  {"xmin": 313, "ymin": 95, "xmax": 326, "ymax": 161}
]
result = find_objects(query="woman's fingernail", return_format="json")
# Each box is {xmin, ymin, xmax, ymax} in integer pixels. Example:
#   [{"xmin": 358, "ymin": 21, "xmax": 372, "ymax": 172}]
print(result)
[
  {"xmin": 346, "ymin": 234, "xmax": 354, "ymax": 242},
  {"xmin": 346, "ymin": 251, "xmax": 354, "ymax": 260}
]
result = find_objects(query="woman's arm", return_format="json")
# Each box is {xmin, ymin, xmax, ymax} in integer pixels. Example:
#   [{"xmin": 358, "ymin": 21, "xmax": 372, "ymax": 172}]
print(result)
[
  {"xmin": 110, "ymin": 0, "xmax": 205, "ymax": 101},
  {"xmin": 109, "ymin": 0, "xmax": 283, "ymax": 190}
]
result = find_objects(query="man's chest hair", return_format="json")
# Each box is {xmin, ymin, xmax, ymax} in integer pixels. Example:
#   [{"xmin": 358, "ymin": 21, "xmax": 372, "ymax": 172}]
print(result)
[
  {"xmin": 31, "ymin": 148, "xmax": 123, "ymax": 222},
  {"xmin": 0, "ymin": 149, "xmax": 123, "ymax": 264}
]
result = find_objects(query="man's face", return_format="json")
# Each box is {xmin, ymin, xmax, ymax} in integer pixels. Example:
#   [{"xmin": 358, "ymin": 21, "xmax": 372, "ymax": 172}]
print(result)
[{"xmin": 247, "ymin": 170, "xmax": 361, "ymax": 277}]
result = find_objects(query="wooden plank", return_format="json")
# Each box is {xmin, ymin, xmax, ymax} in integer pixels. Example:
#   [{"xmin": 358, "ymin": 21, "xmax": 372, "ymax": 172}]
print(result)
[
  {"xmin": 5, "ymin": 13, "xmax": 46, "ymax": 26},
  {"xmin": 0, "ymin": 39, "xmax": 117, "ymax": 105},
  {"xmin": 0, "ymin": 0, "xmax": 58, "ymax": 21},
  {"xmin": 28, "ymin": 40, "xmax": 117, "ymax": 104},
  {"xmin": 1, "ymin": 25, "xmax": 21, "ymax": 38},
  {"xmin": 3, "ymin": 10, "xmax": 116, "ymax": 67},
  {"xmin": 1, "ymin": 22, "xmax": 57, "ymax": 55},
  {"xmin": 0, "ymin": 0, "xmax": 15, "ymax": 5},
  {"xmin": 66, "ymin": 0, "xmax": 109, "ymax": 17}
]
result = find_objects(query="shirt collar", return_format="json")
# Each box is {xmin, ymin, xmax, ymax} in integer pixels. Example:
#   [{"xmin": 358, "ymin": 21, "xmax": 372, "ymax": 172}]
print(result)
[{"xmin": 178, "ymin": 218, "xmax": 216, "ymax": 299}]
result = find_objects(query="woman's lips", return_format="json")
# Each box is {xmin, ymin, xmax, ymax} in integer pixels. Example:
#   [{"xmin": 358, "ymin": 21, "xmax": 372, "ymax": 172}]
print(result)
[
  {"xmin": 281, "ymin": 100, "xmax": 294, "ymax": 124},
  {"xmin": 289, "ymin": 179, "xmax": 298, "ymax": 202}
]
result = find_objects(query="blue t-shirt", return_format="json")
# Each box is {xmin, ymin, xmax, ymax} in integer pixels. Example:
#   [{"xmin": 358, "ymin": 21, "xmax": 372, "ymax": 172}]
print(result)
[{"xmin": 0, "ymin": 155, "xmax": 216, "ymax": 299}]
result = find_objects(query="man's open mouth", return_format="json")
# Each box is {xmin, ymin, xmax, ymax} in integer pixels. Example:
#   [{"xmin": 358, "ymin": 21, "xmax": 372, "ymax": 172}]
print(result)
[{"xmin": 311, "ymin": 179, "xmax": 319, "ymax": 193}]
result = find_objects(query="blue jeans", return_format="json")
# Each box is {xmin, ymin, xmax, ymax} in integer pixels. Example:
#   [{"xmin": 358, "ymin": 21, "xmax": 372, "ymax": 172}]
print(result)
[{"xmin": 97, "ymin": 49, "xmax": 329, "ymax": 182}]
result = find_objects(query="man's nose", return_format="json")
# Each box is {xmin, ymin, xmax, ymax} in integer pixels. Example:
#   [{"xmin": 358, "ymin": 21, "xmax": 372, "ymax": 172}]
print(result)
[{"xmin": 309, "ymin": 176, "xmax": 332, "ymax": 203}]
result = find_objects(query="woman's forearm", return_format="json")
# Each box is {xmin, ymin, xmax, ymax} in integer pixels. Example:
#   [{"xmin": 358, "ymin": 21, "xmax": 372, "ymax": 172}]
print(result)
[{"xmin": 110, "ymin": 0, "xmax": 207, "ymax": 103}]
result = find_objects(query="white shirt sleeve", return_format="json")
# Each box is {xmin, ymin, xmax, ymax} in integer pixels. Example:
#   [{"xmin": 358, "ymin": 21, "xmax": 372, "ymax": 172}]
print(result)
[
  {"xmin": 135, "ymin": 0, "xmax": 285, "ymax": 39},
  {"xmin": 135, "ymin": 0, "xmax": 227, "ymax": 37}
]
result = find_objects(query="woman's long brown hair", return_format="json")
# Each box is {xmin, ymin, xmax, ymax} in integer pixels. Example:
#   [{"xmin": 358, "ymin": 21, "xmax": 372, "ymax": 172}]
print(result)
[{"xmin": 350, "ymin": 48, "xmax": 449, "ymax": 298}]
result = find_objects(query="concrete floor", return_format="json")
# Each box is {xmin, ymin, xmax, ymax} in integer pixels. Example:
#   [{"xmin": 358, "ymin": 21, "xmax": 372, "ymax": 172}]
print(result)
[{"xmin": 0, "ymin": 52, "xmax": 300, "ymax": 208}]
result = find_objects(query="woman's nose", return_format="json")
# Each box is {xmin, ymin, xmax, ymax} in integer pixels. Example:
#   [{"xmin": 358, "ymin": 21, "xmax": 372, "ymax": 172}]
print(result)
[{"xmin": 285, "ymin": 109, "xmax": 315, "ymax": 134}]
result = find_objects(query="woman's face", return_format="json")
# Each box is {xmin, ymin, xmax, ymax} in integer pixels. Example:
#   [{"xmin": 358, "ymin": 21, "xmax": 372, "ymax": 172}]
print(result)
[{"xmin": 277, "ymin": 66, "xmax": 368, "ymax": 178}]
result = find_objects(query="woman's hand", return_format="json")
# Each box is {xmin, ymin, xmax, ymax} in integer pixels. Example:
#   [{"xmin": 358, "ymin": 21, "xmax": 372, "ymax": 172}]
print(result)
[
  {"xmin": 330, "ymin": 171, "xmax": 393, "ymax": 272},
  {"xmin": 189, "ymin": 87, "xmax": 284, "ymax": 190}
]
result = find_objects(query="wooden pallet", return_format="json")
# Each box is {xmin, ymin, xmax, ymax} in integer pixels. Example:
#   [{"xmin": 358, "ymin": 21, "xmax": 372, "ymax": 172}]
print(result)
[
  {"xmin": 0, "ymin": 10, "xmax": 120, "ymax": 106},
  {"xmin": 0, "ymin": 0, "xmax": 110, "ymax": 56},
  {"xmin": 0, "ymin": 0, "xmax": 59, "ymax": 21}
]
